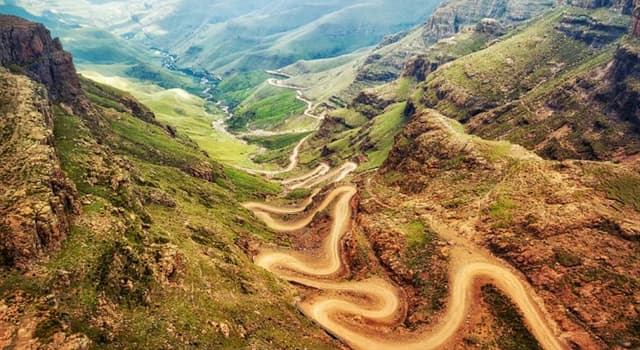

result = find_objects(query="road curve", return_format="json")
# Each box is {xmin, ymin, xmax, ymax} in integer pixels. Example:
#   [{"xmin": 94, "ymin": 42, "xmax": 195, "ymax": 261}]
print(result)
[
  {"xmin": 246, "ymin": 185, "xmax": 566, "ymax": 350},
  {"xmin": 251, "ymin": 186, "xmax": 355, "ymax": 278},
  {"xmin": 240, "ymin": 135, "xmax": 311, "ymax": 176},
  {"xmin": 289, "ymin": 162, "xmax": 358, "ymax": 190},
  {"xmin": 296, "ymin": 261, "xmax": 565, "ymax": 350},
  {"xmin": 280, "ymin": 163, "xmax": 331, "ymax": 187},
  {"xmin": 267, "ymin": 78, "xmax": 324, "ymax": 121}
]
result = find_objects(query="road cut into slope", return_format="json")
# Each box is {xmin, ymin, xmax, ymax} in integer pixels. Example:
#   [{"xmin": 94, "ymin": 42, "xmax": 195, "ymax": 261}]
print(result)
[{"xmin": 245, "ymin": 184, "xmax": 566, "ymax": 350}]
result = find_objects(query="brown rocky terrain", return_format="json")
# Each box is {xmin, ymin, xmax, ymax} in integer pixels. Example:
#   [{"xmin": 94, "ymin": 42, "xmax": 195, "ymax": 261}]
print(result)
[
  {"xmin": 378, "ymin": 108, "xmax": 640, "ymax": 348},
  {"xmin": 422, "ymin": 0, "xmax": 555, "ymax": 44},
  {"xmin": 0, "ymin": 15, "xmax": 90, "ymax": 114},
  {"xmin": 634, "ymin": 0, "xmax": 640, "ymax": 35},
  {"xmin": 0, "ymin": 70, "xmax": 79, "ymax": 269},
  {"xmin": 0, "ymin": 14, "xmax": 342, "ymax": 349},
  {"xmin": 561, "ymin": 0, "xmax": 633, "ymax": 12}
]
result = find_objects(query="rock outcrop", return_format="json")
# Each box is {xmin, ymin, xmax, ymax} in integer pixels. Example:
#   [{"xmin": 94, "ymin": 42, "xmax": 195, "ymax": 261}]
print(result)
[
  {"xmin": 601, "ymin": 42, "xmax": 640, "ymax": 127},
  {"xmin": 421, "ymin": 0, "xmax": 553, "ymax": 44},
  {"xmin": 0, "ymin": 71, "xmax": 79, "ymax": 269},
  {"xmin": 402, "ymin": 55, "xmax": 440, "ymax": 82},
  {"xmin": 0, "ymin": 15, "xmax": 89, "ymax": 114},
  {"xmin": 560, "ymin": 0, "xmax": 634, "ymax": 13},
  {"xmin": 634, "ymin": 1, "xmax": 640, "ymax": 36}
]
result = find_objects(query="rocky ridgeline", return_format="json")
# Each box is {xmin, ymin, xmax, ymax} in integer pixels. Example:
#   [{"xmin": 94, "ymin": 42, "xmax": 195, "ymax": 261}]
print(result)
[
  {"xmin": 0, "ymin": 15, "xmax": 90, "ymax": 114},
  {"xmin": 0, "ymin": 71, "xmax": 79, "ymax": 269},
  {"xmin": 0, "ymin": 15, "xmax": 86, "ymax": 268},
  {"xmin": 421, "ymin": 0, "xmax": 553, "ymax": 44},
  {"xmin": 604, "ymin": 39, "xmax": 640, "ymax": 128},
  {"xmin": 560, "ymin": 0, "xmax": 634, "ymax": 13}
]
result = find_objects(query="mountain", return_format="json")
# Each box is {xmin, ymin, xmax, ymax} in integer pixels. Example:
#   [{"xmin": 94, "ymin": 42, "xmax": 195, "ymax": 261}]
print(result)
[
  {"xmin": 0, "ymin": 14, "xmax": 338, "ymax": 349},
  {"xmin": 277, "ymin": 0, "xmax": 557, "ymax": 110},
  {"xmin": 7, "ymin": 0, "xmax": 441, "ymax": 74},
  {"xmin": 1, "ymin": 0, "xmax": 640, "ymax": 349},
  {"xmin": 420, "ymin": 3, "xmax": 639, "ymax": 161},
  {"xmin": 288, "ymin": 1, "xmax": 640, "ymax": 347}
]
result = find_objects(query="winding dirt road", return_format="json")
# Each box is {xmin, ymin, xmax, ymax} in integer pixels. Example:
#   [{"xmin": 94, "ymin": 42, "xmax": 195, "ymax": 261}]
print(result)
[
  {"xmin": 267, "ymin": 78, "xmax": 324, "ymax": 121},
  {"xmin": 245, "ymin": 184, "xmax": 566, "ymax": 350},
  {"xmin": 280, "ymin": 163, "xmax": 330, "ymax": 186},
  {"xmin": 288, "ymin": 162, "xmax": 358, "ymax": 190},
  {"xmin": 240, "ymin": 70, "xmax": 564, "ymax": 350},
  {"xmin": 240, "ymin": 135, "xmax": 311, "ymax": 176}
]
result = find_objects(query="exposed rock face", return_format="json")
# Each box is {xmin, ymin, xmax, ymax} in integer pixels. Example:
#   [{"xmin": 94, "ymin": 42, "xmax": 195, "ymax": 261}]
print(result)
[
  {"xmin": 556, "ymin": 14, "xmax": 628, "ymax": 47},
  {"xmin": 402, "ymin": 55, "xmax": 440, "ymax": 81},
  {"xmin": 351, "ymin": 91, "xmax": 396, "ymax": 119},
  {"xmin": 601, "ymin": 42, "xmax": 640, "ymax": 127},
  {"xmin": 560, "ymin": 0, "xmax": 634, "ymax": 13},
  {"xmin": 0, "ymin": 15, "xmax": 89, "ymax": 113},
  {"xmin": 383, "ymin": 109, "xmax": 496, "ymax": 193},
  {"xmin": 634, "ymin": 2, "xmax": 640, "ymax": 36},
  {"xmin": 422, "ymin": 0, "xmax": 553, "ymax": 43},
  {"xmin": 0, "ymin": 71, "xmax": 79, "ymax": 268}
]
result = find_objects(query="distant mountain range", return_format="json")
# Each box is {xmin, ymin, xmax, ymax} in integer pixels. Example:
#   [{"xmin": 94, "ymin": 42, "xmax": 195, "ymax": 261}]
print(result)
[{"xmin": 4, "ymin": 0, "xmax": 441, "ymax": 74}]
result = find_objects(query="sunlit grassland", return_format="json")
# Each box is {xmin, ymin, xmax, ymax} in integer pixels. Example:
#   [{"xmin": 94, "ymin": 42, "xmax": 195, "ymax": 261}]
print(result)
[{"xmin": 79, "ymin": 69, "xmax": 274, "ymax": 168}]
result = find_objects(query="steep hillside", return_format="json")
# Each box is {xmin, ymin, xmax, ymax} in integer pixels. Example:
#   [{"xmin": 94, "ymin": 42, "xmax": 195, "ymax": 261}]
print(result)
[
  {"xmin": 376, "ymin": 107, "xmax": 640, "ymax": 348},
  {"xmin": 9, "ymin": 0, "xmax": 440, "ymax": 74},
  {"xmin": 280, "ymin": 0, "xmax": 555, "ymax": 110},
  {"xmin": 420, "ymin": 5, "xmax": 639, "ymax": 160},
  {"xmin": 0, "ymin": 15, "xmax": 339, "ymax": 349},
  {"xmin": 0, "ymin": 69, "xmax": 78, "ymax": 269}
]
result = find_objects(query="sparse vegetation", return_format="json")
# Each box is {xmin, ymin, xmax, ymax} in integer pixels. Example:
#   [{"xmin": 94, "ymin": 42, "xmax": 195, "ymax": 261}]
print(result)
[{"xmin": 482, "ymin": 285, "xmax": 543, "ymax": 350}]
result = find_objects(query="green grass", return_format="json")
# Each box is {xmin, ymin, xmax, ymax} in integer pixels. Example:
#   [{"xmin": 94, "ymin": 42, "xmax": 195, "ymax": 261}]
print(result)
[
  {"xmin": 228, "ymin": 85, "xmax": 306, "ymax": 132},
  {"xmin": 489, "ymin": 195, "xmax": 516, "ymax": 229},
  {"xmin": 224, "ymin": 167, "xmax": 281, "ymax": 200},
  {"xmin": 244, "ymin": 131, "xmax": 312, "ymax": 150},
  {"xmin": 330, "ymin": 108, "xmax": 369, "ymax": 128},
  {"xmin": 285, "ymin": 188, "xmax": 312, "ymax": 200},
  {"xmin": 15, "ymin": 77, "xmax": 337, "ymax": 348},
  {"xmin": 591, "ymin": 169, "xmax": 640, "ymax": 211},
  {"xmin": 361, "ymin": 102, "xmax": 408, "ymax": 170},
  {"xmin": 405, "ymin": 219, "xmax": 436, "ymax": 249},
  {"xmin": 215, "ymin": 71, "xmax": 270, "ymax": 107},
  {"xmin": 482, "ymin": 285, "xmax": 543, "ymax": 350},
  {"xmin": 424, "ymin": 7, "xmax": 628, "ymax": 120},
  {"xmin": 80, "ymin": 70, "xmax": 265, "ymax": 168}
]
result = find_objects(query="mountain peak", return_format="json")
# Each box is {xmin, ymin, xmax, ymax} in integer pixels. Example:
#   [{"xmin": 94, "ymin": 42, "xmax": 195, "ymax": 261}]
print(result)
[{"xmin": 0, "ymin": 14, "xmax": 89, "ymax": 113}]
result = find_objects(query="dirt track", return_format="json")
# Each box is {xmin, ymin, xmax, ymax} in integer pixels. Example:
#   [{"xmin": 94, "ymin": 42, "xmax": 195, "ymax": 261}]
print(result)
[{"xmin": 245, "ymin": 183, "xmax": 566, "ymax": 350}]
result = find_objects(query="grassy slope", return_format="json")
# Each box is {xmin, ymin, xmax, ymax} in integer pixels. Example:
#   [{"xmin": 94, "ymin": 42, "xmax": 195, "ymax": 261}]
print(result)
[
  {"xmin": 1, "ymin": 78, "xmax": 336, "ymax": 349},
  {"xmin": 214, "ymin": 71, "xmax": 271, "ymax": 108},
  {"xmin": 79, "ymin": 70, "xmax": 268, "ymax": 168},
  {"xmin": 421, "ymin": 7, "xmax": 637, "ymax": 159},
  {"xmin": 227, "ymin": 83, "xmax": 308, "ymax": 132}
]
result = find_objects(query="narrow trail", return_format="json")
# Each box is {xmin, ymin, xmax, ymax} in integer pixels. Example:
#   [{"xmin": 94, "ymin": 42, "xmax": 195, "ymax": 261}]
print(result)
[
  {"xmin": 280, "ymin": 163, "xmax": 330, "ymax": 186},
  {"xmin": 237, "ymin": 72, "xmax": 324, "ymax": 176}
]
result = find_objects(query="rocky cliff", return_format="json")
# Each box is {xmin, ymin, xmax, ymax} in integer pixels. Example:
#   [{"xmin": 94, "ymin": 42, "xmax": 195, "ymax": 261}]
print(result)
[
  {"xmin": 0, "ymin": 70, "xmax": 79, "ymax": 269},
  {"xmin": 422, "ymin": 0, "xmax": 554, "ymax": 44},
  {"xmin": 418, "ymin": 6, "xmax": 640, "ymax": 161},
  {"xmin": 634, "ymin": 1, "xmax": 640, "ymax": 35},
  {"xmin": 0, "ymin": 15, "xmax": 89, "ymax": 113},
  {"xmin": 560, "ymin": 0, "xmax": 634, "ymax": 13}
]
